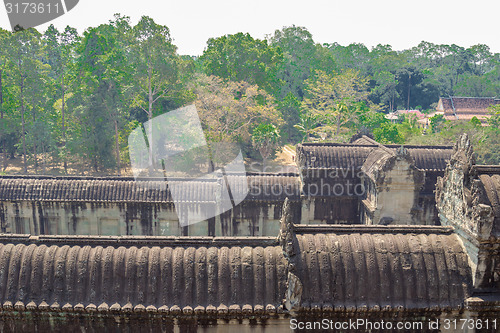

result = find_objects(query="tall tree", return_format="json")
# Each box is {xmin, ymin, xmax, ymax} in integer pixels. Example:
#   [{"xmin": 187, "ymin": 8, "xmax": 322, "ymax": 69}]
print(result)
[
  {"xmin": 327, "ymin": 42, "xmax": 370, "ymax": 74},
  {"xmin": 7, "ymin": 28, "xmax": 45, "ymax": 173},
  {"xmin": 252, "ymin": 123, "xmax": 280, "ymax": 171},
  {"xmin": 194, "ymin": 74, "xmax": 282, "ymax": 145},
  {"xmin": 200, "ymin": 32, "xmax": 283, "ymax": 94},
  {"xmin": 302, "ymin": 69, "xmax": 369, "ymax": 136},
  {"xmin": 277, "ymin": 92, "xmax": 301, "ymax": 142},
  {"xmin": 129, "ymin": 16, "xmax": 179, "ymax": 171},
  {"xmin": 268, "ymin": 25, "xmax": 334, "ymax": 100},
  {"xmin": 43, "ymin": 24, "xmax": 79, "ymax": 173},
  {"xmin": 0, "ymin": 29, "xmax": 10, "ymax": 170},
  {"xmin": 73, "ymin": 25, "xmax": 128, "ymax": 172}
]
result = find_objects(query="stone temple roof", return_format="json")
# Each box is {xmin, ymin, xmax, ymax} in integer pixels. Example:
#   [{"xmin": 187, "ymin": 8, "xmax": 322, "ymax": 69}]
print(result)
[
  {"xmin": 245, "ymin": 173, "xmax": 300, "ymax": 201},
  {"xmin": 385, "ymin": 145, "xmax": 452, "ymax": 171},
  {"xmin": 0, "ymin": 234, "xmax": 287, "ymax": 317},
  {"xmin": 296, "ymin": 143, "xmax": 373, "ymax": 170},
  {"xmin": 0, "ymin": 174, "xmax": 300, "ymax": 203},
  {"xmin": 0, "ymin": 215, "xmax": 473, "ymax": 317},
  {"xmin": 297, "ymin": 137, "xmax": 452, "ymax": 172},
  {"xmin": 290, "ymin": 225, "xmax": 471, "ymax": 311},
  {"xmin": 473, "ymin": 165, "xmax": 500, "ymax": 234},
  {"xmin": 360, "ymin": 146, "xmax": 395, "ymax": 181}
]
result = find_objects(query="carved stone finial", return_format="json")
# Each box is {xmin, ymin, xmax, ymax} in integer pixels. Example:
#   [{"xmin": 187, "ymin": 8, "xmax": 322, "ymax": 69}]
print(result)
[
  {"xmin": 284, "ymin": 272, "xmax": 303, "ymax": 311},
  {"xmin": 278, "ymin": 197, "xmax": 295, "ymax": 258},
  {"xmin": 396, "ymin": 145, "xmax": 409, "ymax": 158},
  {"xmin": 450, "ymin": 133, "xmax": 475, "ymax": 173}
]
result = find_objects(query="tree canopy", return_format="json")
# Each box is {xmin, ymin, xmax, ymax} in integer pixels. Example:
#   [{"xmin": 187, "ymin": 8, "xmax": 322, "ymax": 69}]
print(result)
[{"xmin": 0, "ymin": 19, "xmax": 499, "ymax": 175}]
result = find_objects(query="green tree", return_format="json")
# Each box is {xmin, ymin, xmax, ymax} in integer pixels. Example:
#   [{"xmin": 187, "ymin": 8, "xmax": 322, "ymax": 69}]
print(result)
[
  {"xmin": 0, "ymin": 28, "xmax": 11, "ymax": 170},
  {"xmin": 488, "ymin": 104, "xmax": 500, "ymax": 127},
  {"xmin": 43, "ymin": 24, "xmax": 80, "ymax": 172},
  {"xmin": 252, "ymin": 123, "xmax": 281, "ymax": 171},
  {"xmin": 129, "ymin": 16, "xmax": 180, "ymax": 171},
  {"xmin": 72, "ymin": 23, "xmax": 130, "ymax": 173},
  {"xmin": 293, "ymin": 113, "xmax": 319, "ymax": 142},
  {"xmin": 327, "ymin": 42, "xmax": 370, "ymax": 73},
  {"xmin": 268, "ymin": 25, "xmax": 335, "ymax": 100},
  {"xmin": 301, "ymin": 69, "xmax": 369, "ymax": 137},
  {"xmin": 277, "ymin": 92, "xmax": 301, "ymax": 142},
  {"xmin": 357, "ymin": 107, "xmax": 389, "ymax": 132},
  {"xmin": 6, "ymin": 28, "xmax": 46, "ymax": 173},
  {"xmin": 200, "ymin": 32, "xmax": 283, "ymax": 94},
  {"xmin": 469, "ymin": 116, "xmax": 482, "ymax": 127},
  {"xmin": 194, "ymin": 74, "xmax": 282, "ymax": 146},
  {"xmin": 429, "ymin": 113, "xmax": 446, "ymax": 133},
  {"xmin": 373, "ymin": 123, "xmax": 404, "ymax": 144}
]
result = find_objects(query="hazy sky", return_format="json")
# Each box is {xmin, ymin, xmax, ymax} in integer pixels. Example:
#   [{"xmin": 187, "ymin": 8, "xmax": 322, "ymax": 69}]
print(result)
[{"xmin": 1, "ymin": 0, "xmax": 499, "ymax": 56}]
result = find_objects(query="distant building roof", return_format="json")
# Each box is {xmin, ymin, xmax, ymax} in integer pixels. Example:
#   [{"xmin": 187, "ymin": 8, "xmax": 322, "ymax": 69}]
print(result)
[
  {"xmin": 437, "ymin": 97, "xmax": 500, "ymax": 123},
  {"xmin": 398, "ymin": 109, "xmax": 426, "ymax": 119},
  {"xmin": 385, "ymin": 110, "xmax": 426, "ymax": 121}
]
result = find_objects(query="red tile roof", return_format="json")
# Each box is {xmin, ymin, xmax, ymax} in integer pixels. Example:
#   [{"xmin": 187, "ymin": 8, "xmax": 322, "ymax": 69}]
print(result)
[{"xmin": 437, "ymin": 97, "xmax": 500, "ymax": 121}]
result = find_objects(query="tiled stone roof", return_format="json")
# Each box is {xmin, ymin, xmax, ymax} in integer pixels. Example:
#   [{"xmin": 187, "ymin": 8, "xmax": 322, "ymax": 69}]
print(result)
[
  {"xmin": 0, "ymin": 176, "xmax": 174, "ymax": 202},
  {"xmin": 474, "ymin": 165, "xmax": 500, "ymax": 233},
  {"xmin": 360, "ymin": 146, "xmax": 395, "ymax": 181},
  {"xmin": 298, "ymin": 139, "xmax": 452, "ymax": 172},
  {"xmin": 438, "ymin": 97, "xmax": 499, "ymax": 122},
  {"xmin": 0, "ymin": 235, "xmax": 287, "ymax": 317},
  {"xmin": 0, "ymin": 222, "xmax": 473, "ymax": 316},
  {"xmin": 297, "ymin": 143, "xmax": 373, "ymax": 170},
  {"xmin": 0, "ymin": 174, "xmax": 300, "ymax": 203},
  {"xmin": 245, "ymin": 173, "xmax": 300, "ymax": 201},
  {"xmin": 288, "ymin": 224, "xmax": 472, "ymax": 312},
  {"xmin": 402, "ymin": 147, "xmax": 452, "ymax": 171}
]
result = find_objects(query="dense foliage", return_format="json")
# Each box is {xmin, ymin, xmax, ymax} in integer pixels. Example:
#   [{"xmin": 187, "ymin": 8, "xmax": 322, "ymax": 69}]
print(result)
[{"xmin": 0, "ymin": 17, "xmax": 499, "ymax": 175}]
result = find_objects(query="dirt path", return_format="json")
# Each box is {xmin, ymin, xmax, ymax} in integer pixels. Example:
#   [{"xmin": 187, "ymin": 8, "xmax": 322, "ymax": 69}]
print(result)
[
  {"xmin": 1, "ymin": 146, "xmax": 299, "ymax": 176},
  {"xmin": 275, "ymin": 145, "xmax": 296, "ymax": 165}
]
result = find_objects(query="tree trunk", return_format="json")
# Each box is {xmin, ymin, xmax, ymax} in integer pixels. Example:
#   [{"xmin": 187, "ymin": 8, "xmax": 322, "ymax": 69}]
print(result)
[
  {"xmin": 407, "ymin": 72, "xmax": 411, "ymax": 110},
  {"xmin": 391, "ymin": 80, "xmax": 395, "ymax": 113},
  {"xmin": 0, "ymin": 68, "xmax": 6, "ymax": 171},
  {"xmin": 148, "ymin": 65, "xmax": 155, "ymax": 174},
  {"xmin": 62, "ymin": 73, "xmax": 67, "ymax": 173},
  {"xmin": 20, "ymin": 76, "xmax": 28, "ymax": 174},
  {"xmin": 32, "ymin": 108, "xmax": 38, "ymax": 173},
  {"xmin": 114, "ymin": 118, "xmax": 121, "ymax": 176},
  {"xmin": 337, "ymin": 113, "xmax": 341, "ymax": 135},
  {"xmin": 41, "ymin": 142, "xmax": 46, "ymax": 174}
]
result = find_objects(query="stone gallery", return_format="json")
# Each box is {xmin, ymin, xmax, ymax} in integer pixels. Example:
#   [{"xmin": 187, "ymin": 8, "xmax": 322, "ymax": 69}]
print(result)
[
  {"xmin": 0, "ymin": 134, "xmax": 498, "ymax": 331},
  {"xmin": 0, "ymin": 135, "xmax": 452, "ymax": 236}
]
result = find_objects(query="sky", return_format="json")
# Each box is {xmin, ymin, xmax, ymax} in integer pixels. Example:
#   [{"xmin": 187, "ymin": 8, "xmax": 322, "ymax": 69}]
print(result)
[{"xmin": 1, "ymin": 0, "xmax": 499, "ymax": 56}]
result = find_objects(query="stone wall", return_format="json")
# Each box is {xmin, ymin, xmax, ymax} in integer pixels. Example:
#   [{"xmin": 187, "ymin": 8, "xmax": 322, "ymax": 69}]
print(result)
[
  {"xmin": 436, "ymin": 134, "xmax": 500, "ymax": 291},
  {"xmin": 360, "ymin": 146, "xmax": 425, "ymax": 225},
  {"xmin": 0, "ymin": 200, "xmax": 290, "ymax": 237}
]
